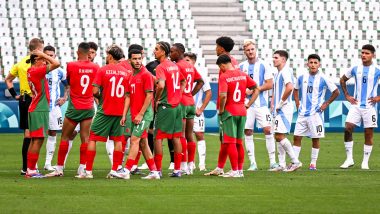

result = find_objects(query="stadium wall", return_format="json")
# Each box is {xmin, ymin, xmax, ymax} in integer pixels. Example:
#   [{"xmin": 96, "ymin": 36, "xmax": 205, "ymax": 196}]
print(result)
[{"xmin": 0, "ymin": 82, "xmax": 379, "ymax": 133}]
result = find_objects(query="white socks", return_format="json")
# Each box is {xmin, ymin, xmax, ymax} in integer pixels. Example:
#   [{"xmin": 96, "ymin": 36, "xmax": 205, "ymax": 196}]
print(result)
[
  {"xmin": 106, "ymin": 139, "xmax": 114, "ymax": 164},
  {"xmin": 197, "ymin": 140, "xmax": 206, "ymax": 167},
  {"xmin": 245, "ymin": 135, "xmax": 256, "ymax": 165},
  {"xmin": 344, "ymin": 141, "xmax": 354, "ymax": 161},
  {"xmin": 311, "ymin": 148, "xmax": 319, "ymax": 165},
  {"xmin": 265, "ymin": 135, "xmax": 276, "ymax": 165},
  {"xmin": 277, "ymin": 142, "xmax": 286, "ymax": 167},
  {"xmin": 293, "ymin": 145, "xmax": 301, "ymax": 159},
  {"xmin": 279, "ymin": 138, "xmax": 299, "ymax": 164},
  {"xmin": 45, "ymin": 135, "xmax": 57, "ymax": 166},
  {"xmin": 362, "ymin": 144, "xmax": 373, "ymax": 165}
]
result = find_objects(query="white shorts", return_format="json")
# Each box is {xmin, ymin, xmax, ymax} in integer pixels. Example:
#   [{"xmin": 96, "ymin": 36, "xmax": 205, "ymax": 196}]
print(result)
[
  {"xmin": 294, "ymin": 113, "xmax": 325, "ymax": 138},
  {"xmin": 245, "ymin": 106, "xmax": 272, "ymax": 129},
  {"xmin": 193, "ymin": 114, "xmax": 205, "ymax": 132},
  {"xmin": 273, "ymin": 105, "xmax": 294, "ymax": 134},
  {"xmin": 49, "ymin": 106, "xmax": 63, "ymax": 130},
  {"xmin": 346, "ymin": 105, "xmax": 378, "ymax": 128}
]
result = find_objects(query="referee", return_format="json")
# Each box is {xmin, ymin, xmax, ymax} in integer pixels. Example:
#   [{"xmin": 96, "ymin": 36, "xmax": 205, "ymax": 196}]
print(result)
[{"xmin": 5, "ymin": 38, "xmax": 44, "ymax": 175}]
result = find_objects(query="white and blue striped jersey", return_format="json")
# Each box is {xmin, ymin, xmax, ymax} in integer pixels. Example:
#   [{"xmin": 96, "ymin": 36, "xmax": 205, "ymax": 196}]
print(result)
[
  {"xmin": 345, "ymin": 63, "xmax": 380, "ymax": 109},
  {"xmin": 193, "ymin": 73, "xmax": 211, "ymax": 108},
  {"xmin": 295, "ymin": 71, "xmax": 337, "ymax": 116},
  {"xmin": 273, "ymin": 66, "xmax": 295, "ymax": 110},
  {"xmin": 239, "ymin": 59, "xmax": 273, "ymax": 107},
  {"xmin": 46, "ymin": 68, "xmax": 67, "ymax": 110}
]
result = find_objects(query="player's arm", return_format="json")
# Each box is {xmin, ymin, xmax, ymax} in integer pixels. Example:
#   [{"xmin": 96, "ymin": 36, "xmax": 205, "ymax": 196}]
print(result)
[
  {"xmin": 154, "ymin": 79, "xmax": 165, "ymax": 111},
  {"xmin": 134, "ymin": 91, "xmax": 153, "ymax": 124},
  {"xmin": 57, "ymin": 84, "xmax": 70, "ymax": 106},
  {"xmin": 293, "ymin": 89, "xmax": 300, "ymax": 110},
  {"xmin": 5, "ymin": 73, "xmax": 19, "ymax": 100},
  {"xmin": 32, "ymin": 50, "xmax": 60, "ymax": 72},
  {"xmin": 276, "ymin": 82, "xmax": 293, "ymax": 111},
  {"xmin": 192, "ymin": 79, "xmax": 204, "ymax": 96},
  {"xmin": 340, "ymin": 73, "xmax": 357, "ymax": 105},
  {"xmin": 218, "ymin": 92, "xmax": 227, "ymax": 114},
  {"xmin": 120, "ymin": 94, "xmax": 130, "ymax": 126},
  {"xmin": 246, "ymin": 85, "xmax": 261, "ymax": 108},
  {"xmin": 196, "ymin": 89, "xmax": 212, "ymax": 116},
  {"xmin": 260, "ymin": 78, "xmax": 273, "ymax": 92},
  {"xmin": 320, "ymin": 88, "xmax": 340, "ymax": 112},
  {"xmin": 92, "ymin": 85, "xmax": 101, "ymax": 99}
]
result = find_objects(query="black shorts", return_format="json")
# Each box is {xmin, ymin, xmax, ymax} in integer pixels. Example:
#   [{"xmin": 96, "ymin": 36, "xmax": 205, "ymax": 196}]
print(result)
[{"xmin": 19, "ymin": 94, "xmax": 32, "ymax": 130}]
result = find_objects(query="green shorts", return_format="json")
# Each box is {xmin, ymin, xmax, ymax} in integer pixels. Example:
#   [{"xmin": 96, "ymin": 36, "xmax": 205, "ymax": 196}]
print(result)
[
  {"xmin": 219, "ymin": 111, "xmax": 246, "ymax": 144},
  {"xmin": 89, "ymin": 112, "xmax": 124, "ymax": 142},
  {"xmin": 181, "ymin": 104, "xmax": 196, "ymax": 119},
  {"xmin": 124, "ymin": 111, "xmax": 132, "ymax": 137},
  {"xmin": 131, "ymin": 119, "xmax": 151, "ymax": 138},
  {"xmin": 28, "ymin": 111, "xmax": 49, "ymax": 138},
  {"xmin": 65, "ymin": 107, "xmax": 94, "ymax": 123},
  {"xmin": 154, "ymin": 105, "xmax": 182, "ymax": 139}
]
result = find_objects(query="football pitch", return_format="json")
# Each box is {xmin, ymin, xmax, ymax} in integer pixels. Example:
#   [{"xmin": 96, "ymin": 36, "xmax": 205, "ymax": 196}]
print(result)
[{"xmin": 1, "ymin": 133, "xmax": 380, "ymax": 213}]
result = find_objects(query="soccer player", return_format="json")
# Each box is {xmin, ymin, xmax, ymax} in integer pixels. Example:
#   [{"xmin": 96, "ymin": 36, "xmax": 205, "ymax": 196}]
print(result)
[
  {"xmin": 170, "ymin": 43, "xmax": 204, "ymax": 174},
  {"xmin": 239, "ymin": 39, "xmax": 276, "ymax": 171},
  {"xmin": 47, "ymin": 42, "xmax": 99, "ymax": 177},
  {"xmin": 82, "ymin": 45, "xmax": 130, "ymax": 179},
  {"xmin": 120, "ymin": 49, "xmax": 159, "ymax": 179},
  {"xmin": 270, "ymin": 50, "xmax": 302, "ymax": 172},
  {"xmin": 25, "ymin": 50, "xmax": 60, "ymax": 178},
  {"xmin": 205, "ymin": 54, "xmax": 259, "ymax": 177},
  {"xmin": 339, "ymin": 44, "xmax": 380, "ymax": 170},
  {"xmin": 184, "ymin": 52, "xmax": 212, "ymax": 171},
  {"xmin": 5, "ymin": 38, "xmax": 44, "ymax": 175},
  {"xmin": 153, "ymin": 41, "xmax": 186, "ymax": 177},
  {"xmin": 88, "ymin": 41, "xmax": 98, "ymax": 63},
  {"xmin": 42, "ymin": 45, "xmax": 69, "ymax": 171},
  {"xmin": 293, "ymin": 54, "xmax": 340, "ymax": 170},
  {"xmin": 215, "ymin": 36, "xmax": 239, "ymax": 68}
]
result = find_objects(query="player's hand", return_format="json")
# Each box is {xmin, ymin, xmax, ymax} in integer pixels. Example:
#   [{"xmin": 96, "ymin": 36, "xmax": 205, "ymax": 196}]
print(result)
[
  {"xmin": 245, "ymin": 104, "xmax": 250, "ymax": 109},
  {"xmin": 196, "ymin": 107, "xmax": 203, "ymax": 117},
  {"xmin": 276, "ymin": 100, "xmax": 287, "ymax": 112},
  {"xmin": 245, "ymin": 88, "xmax": 253, "ymax": 95},
  {"xmin": 270, "ymin": 104, "xmax": 274, "ymax": 112},
  {"xmin": 120, "ymin": 116, "xmax": 126, "ymax": 126},
  {"xmin": 15, "ymin": 95, "xmax": 20, "ymax": 100},
  {"xmin": 31, "ymin": 50, "xmax": 44, "ymax": 57},
  {"xmin": 134, "ymin": 114, "xmax": 143, "ymax": 124},
  {"xmin": 345, "ymin": 95, "xmax": 358, "ymax": 105},
  {"xmin": 319, "ymin": 102, "xmax": 329, "ymax": 112},
  {"xmin": 368, "ymin": 97, "xmax": 380, "ymax": 105},
  {"xmin": 56, "ymin": 97, "xmax": 66, "ymax": 106}
]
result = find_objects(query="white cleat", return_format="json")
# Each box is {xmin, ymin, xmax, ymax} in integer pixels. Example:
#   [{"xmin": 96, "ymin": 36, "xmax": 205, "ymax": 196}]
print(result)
[
  {"xmin": 238, "ymin": 170, "xmax": 244, "ymax": 177},
  {"xmin": 247, "ymin": 163, "xmax": 258, "ymax": 171},
  {"xmin": 269, "ymin": 163, "xmax": 285, "ymax": 172},
  {"xmin": 139, "ymin": 163, "xmax": 149, "ymax": 170},
  {"xmin": 340, "ymin": 160, "xmax": 354, "ymax": 169},
  {"xmin": 187, "ymin": 162, "xmax": 195, "ymax": 175},
  {"xmin": 204, "ymin": 167, "xmax": 224, "ymax": 176},
  {"xmin": 44, "ymin": 164, "xmax": 56, "ymax": 171},
  {"xmin": 222, "ymin": 170, "xmax": 240, "ymax": 178},
  {"xmin": 361, "ymin": 162, "xmax": 369, "ymax": 170},
  {"xmin": 141, "ymin": 171, "xmax": 160, "ymax": 180},
  {"xmin": 77, "ymin": 164, "xmax": 86, "ymax": 176},
  {"xmin": 220, "ymin": 170, "xmax": 232, "ymax": 177},
  {"xmin": 107, "ymin": 170, "xmax": 129, "ymax": 179},
  {"xmin": 76, "ymin": 171, "xmax": 93, "ymax": 179},
  {"xmin": 199, "ymin": 165, "xmax": 207, "ymax": 171},
  {"xmin": 45, "ymin": 169, "xmax": 64, "ymax": 177},
  {"xmin": 284, "ymin": 162, "xmax": 303, "ymax": 172},
  {"xmin": 168, "ymin": 162, "xmax": 174, "ymax": 170}
]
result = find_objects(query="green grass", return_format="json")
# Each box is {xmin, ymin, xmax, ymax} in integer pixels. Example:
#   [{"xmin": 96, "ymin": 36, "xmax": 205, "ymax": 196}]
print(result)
[{"xmin": 1, "ymin": 133, "xmax": 380, "ymax": 213}]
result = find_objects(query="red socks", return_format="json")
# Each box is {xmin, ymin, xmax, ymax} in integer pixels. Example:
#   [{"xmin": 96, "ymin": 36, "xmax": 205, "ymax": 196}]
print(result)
[
  {"xmin": 180, "ymin": 137, "xmax": 187, "ymax": 162},
  {"xmin": 85, "ymin": 150, "xmax": 96, "ymax": 171},
  {"xmin": 174, "ymin": 152, "xmax": 182, "ymax": 170},
  {"xmin": 57, "ymin": 140, "xmax": 69, "ymax": 166},
  {"xmin": 112, "ymin": 151, "xmax": 123, "ymax": 171},
  {"xmin": 187, "ymin": 141, "xmax": 196, "ymax": 163},
  {"xmin": 79, "ymin": 143, "xmax": 88, "ymax": 165},
  {"xmin": 27, "ymin": 152, "xmax": 39, "ymax": 170},
  {"xmin": 227, "ymin": 144, "xmax": 238, "ymax": 171},
  {"xmin": 146, "ymin": 158, "xmax": 157, "ymax": 171},
  {"xmin": 237, "ymin": 144, "xmax": 245, "ymax": 170},
  {"xmin": 154, "ymin": 154, "xmax": 163, "ymax": 171},
  {"xmin": 125, "ymin": 158, "xmax": 135, "ymax": 171},
  {"xmin": 217, "ymin": 143, "xmax": 229, "ymax": 169},
  {"xmin": 134, "ymin": 150, "xmax": 142, "ymax": 165}
]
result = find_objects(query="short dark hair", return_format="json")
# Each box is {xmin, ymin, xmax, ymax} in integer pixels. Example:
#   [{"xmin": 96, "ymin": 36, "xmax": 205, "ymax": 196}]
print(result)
[
  {"xmin": 362, "ymin": 44, "xmax": 375, "ymax": 53},
  {"xmin": 43, "ymin": 45, "xmax": 55, "ymax": 53},
  {"xmin": 78, "ymin": 42, "xmax": 90, "ymax": 54},
  {"xmin": 216, "ymin": 54, "xmax": 231, "ymax": 65},
  {"xmin": 29, "ymin": 38, "xmax": 44, "ymax": 51},
  {"xmin": 308, "ymin": 54, "xmax": 321, "ymax": 62},
  {"xmin": 274, "ymin": 50, "xmax": 289, "ymax": 60},
  {"xmin": 184, "ymin": 52, "xmax": 197, "ymax": 62},
  {"xmin": 216, "ymin": 36, "xmax": 235, "ymax": 52},
  {"xmin": 26, "ymin": 54, "xmax": 38, "ymax": 64},
  {"xmin": 128, "ymin": 44, "xmax": 143, "ymax": 52},
  {"xmin": 106, "ymin": 44, "xmax": 124, "ymax": 61},
  {"xmin": 157, "ymin": 41, "xmax": 171, "ymax": 57},
  {"xmin": 173, "ymin": 43, "xmax": 185, "ymax": 54},
  {"xmin": 88, "ymin": 41, "xmax": 98, "ymax": 51},
  {"xmin": 128, "ymin": 49, "xmax": 142, "ymax": 59}
]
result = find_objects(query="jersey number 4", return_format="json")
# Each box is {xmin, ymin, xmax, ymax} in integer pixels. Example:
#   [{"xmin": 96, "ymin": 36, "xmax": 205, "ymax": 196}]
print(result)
[{"xmin": 172, "ymin": 72, "xmax": 181, "ymax": 93}]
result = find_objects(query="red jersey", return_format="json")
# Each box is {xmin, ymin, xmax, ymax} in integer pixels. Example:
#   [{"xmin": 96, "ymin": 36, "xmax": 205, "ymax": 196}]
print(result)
[
  {"xmin": 217, "ymin": 54, "xmax": 239, "ymax": 110},
  {"xmin": 118, "ymin": 60, "xmax": 134, "ymax": 73},
  {"xmin": 93, "ymin": 63, "xmax": 130, "ymax": 116},
  {"xmin": 176, "ymin": 59, "xmax": 202, "ymax": 106},
  {"xmin": 27, "ymin": 65, "xmax": 50, "ymax": 112},
  {"xmin": 156, "ymin": 59, "xmax": 184, "ymax": 108},
  {"xmin": 66, "ymin": 60, "xmax": 99, "ymax": 110},
  {"xmin": 126, "ymin": 67, "xmax": 154, "ymax": 121},
  {"xmin": 218, "ymin": 69, "xmax": 257, "ymax": 116}
]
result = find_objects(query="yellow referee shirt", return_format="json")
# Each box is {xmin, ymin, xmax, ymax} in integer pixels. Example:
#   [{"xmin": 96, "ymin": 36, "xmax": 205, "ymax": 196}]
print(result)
[{"xmin": 9, "ymin": 55, "xmax": 32, "ymax": 95}]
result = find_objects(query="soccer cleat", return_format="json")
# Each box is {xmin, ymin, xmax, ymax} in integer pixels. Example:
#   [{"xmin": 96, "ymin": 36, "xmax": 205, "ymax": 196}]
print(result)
[
  {"xmin": 238, "ymin": 170, "xmax": 244, "ymax": 177},
  {"xmin": 204, "ymin": 167, "xmax": 224, "ymax": 176},
  {"xmin": 139, "ymin": 163, "xmax": 149, "ymax": 170},
  {"xmin": 222, "ymin": 171, "xmax": 240, "ymax": 178},
  {"xmin": 107, "ymin": 170, "xmax": 130, "ymax": 179},
  {"xmin": 76, "ymin": 172, "xmax": 93, "ymax": 179},
  {"xmin": 199, "ymin": 165, "xmax": 207, "ymax": 171},
  {"xmin": 20, "ymin": 169, "xmax": 26, "ymax": 175},
  {"xmin": 130, "ymin": 168, "xmax": 145, "ymax": 175},
  {"xmin": 269, "ymin": 163, "xmax": 285, "ymax": 172},
  {"xmin": 77, "ymin": 164, "xmax": 85, "ymax": 176},
  {"xmin": 169, "ymin": 170, "xmax": 182, "ymax": 178},
  {"xmin": 361, "ymin": 162, "xmax": 369, "ymax": 170},
  {"xmin": 284, "ymin": 162, "xmax": 302, "ymax": 172},
  {"xmin": 247, "ymin": 163, "xmax": 258, "ymax": 171},
  {"xmin": 309, "ymin": 164, "xmax": 317, "ymax": 171},
  {"xmin": 141, "ymin": 171, "xmax": 160, "ymax": 180},
  {"xmin": 187, "ymin": 162, "xmax": 195, "ymax": 175},
  {"xmin": 25, "ymin": 172, "xmax": 46, "ymax": 179},
  {"xmin": 220, "ymin": 170, "xmax": 232, "ymax": 177},
  {"xmin": 168, "ymin": 162, "xmax": 174, "ymax": 170},
  {"xmin": 340, "ymin": 160, "xmax": 354, "ymax": 169},
  {"xmin": 44, "ymin": 164, "xmax": 56, "ymax": 171},
  {"xmin": 45, "ymin": 169, "xmax": 64, "ymax": 177}
]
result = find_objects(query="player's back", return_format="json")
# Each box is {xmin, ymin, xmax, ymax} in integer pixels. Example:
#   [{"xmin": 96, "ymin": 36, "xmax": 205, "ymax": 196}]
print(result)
[
  {"xmin": 27, "ymin": 65, "xmax": 50, "ymax": 112},
  {"xmin": 66, "ymin": 60, "xmax": 99, "ymax": 110},
  {"xmin": 177, "ymin": 59, "xmax": 202, "ymax": 106},
  {"xmin": 118, "ymin": 60, "xmax": 134, "ymax": 73},
  {"xmin": 94, "ymin": 64, "xmax": 130, "ymax": 116},
  {"xmin": 156, "ymin": 59, "xmax": 183, "ymax": 108}
]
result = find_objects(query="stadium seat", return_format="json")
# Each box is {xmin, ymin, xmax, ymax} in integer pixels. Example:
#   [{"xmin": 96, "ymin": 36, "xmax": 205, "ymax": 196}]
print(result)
[
  {"xmin": 358, "ymin": 11, "xmax": 369, "ymax": 21},
  {"xmin": 326, "ymin": 1, "xmax": 338, "ymax": 11},
  {"xmin": 243, "ymin": 1, "xmax": 254, "ymax": 11},
  {"xmin": 142, "ymin": 28, "xmax": 154, "ymax": 38},
  {"xmin": 280, "ymin": 29, "xmax": 292, "ymax": 40},
  {"xmin": 288, "ymin": 10, "xmax": 300, "ymax": 20},
  {"xmin": 110, "ymin": 19, "xmax": 123, "ymax": 29},
  {"xmin": 137, "ymin": 9, "xmax": 150, "ymax": 19},
  {"xmin": 43, "ymin": 37, "xmax": 55, "ymax": 46},
  {"xmin": 260, "ymin": 10, "xmax": 271, "ymax": 20},
  {"xmin": 156, "ymin": 28, "xmax": 169, "ymax": 40},
  {"xmin": 350, "ymin": 30, "xmax": 361, "ymax": 40},
  {"xmin": 80, "ymin": 9, "xmax": 93, "ymax": 19},
  {"xmin": 84, "ymin": 28, "xmax": 97, "ymax": 38},
  {"xmin": 178, "ymin": 0, "xmax": 190, "ymax": 10},
  {"xmin": 11, "ymin": 18, "xmax": 23, "ymax": 28},
  {"xmin": 0, "ymin": 36, "xmax": 11, "ymax": 47},
  {"xmin": 288, "ymin": 48, "xmax": 302, "ymax": 58},
  {"xmin": 13, "ymin": 37, "xmax": 26, "ymax": 48},
  {"xmin": 185, "ymin": 28, "xmax": 197, "ymax": 39},
  {"xmin": 64, "ymin": 0, "xmax": 76, "ymax": 9},
  {"xmin": 343, "ymin": 11, "xmax": 355, "ymax": 21},
  {"xmin": 53, "ymin": 18, "xmax": 66, "ymax": 28},
  {"xmin": 152, "ymin": 9, "xmax": 164, "ymax": 19},
  {"xmin": 321, "ymin": 58, "xmax": 333, "ymax": 69},
  {"xmin": 26, "ymin": 27, "xmax": 39, "ymax": 38},
  {"xmin": 57, "ymin": 38, "xmax": 70, "ymax": 47},
  {"xmin": 315, "ymin": 11, "xmax": 328, "ymax": 21},
  {"xmin": 154, "ymin": 19, "xmax": 166, "ymax": 29},
  {"xmin": 120, "ymin": 0, "xmax": 133, "ymax": 10},
  {"xmin": 1, "ymin": 46, "xmax": 12, "ymax": 57},
  {"xmin": 314, "ymin": 39, "xmax": 326, "ymax": 49},
  {"xmin": 24, "ymin": 18, "xmax": 37, "ymax": 28},
  {"xmin": 9, "ymin": 8, "xmax": 21, "ymax": 18},
  {"xmin": 362, "ymin": 21, "xmax": 373, "ymax": 31},
  {"xmin": 274, "ymin": 11, "xmax": 286, "ymax": 20},
  {"xmin": 39, "ymin": 18, "xmax": 51, "ymax": 28},
  {"xmin": 108, "ymin": 9, "xmax": 121, "ymax": 19},
  {"xmin": 52, "ymin": 9, "xmax": 64, "ymax": 18},
  {"xmin": 71, "ymin": 37, "xmax": 83, "ymax": 47},
  {"xmin": 245, "ymin": 10, "xmax": 257, "ymax": 20},
  {"xmin": 127, "ymin": 28, "xmax": 140, "ymax": 38},
  {"xmin": 165, "ymin": 9, "xmax": 178, "ymax": 20},
  {"xmin": 354, "ymin": 1, "xmax": 366, "ymax": 12},
  {"xmin": 23, "ymin": 9, "xmax": 36, "ymax": 18},
  {"xmin": 125, "ymin": 18, "xmax": 137, "ymax": 29},
  {"xmin": 295, "ymin": 30, "xmax": 307, "ymax": 40},
  {"xmin": 173, "ymin": 38, "xmax": 186, "ymax": 47},
  {"xmin": 92, "ymin": 0, "xmax": 105, "ymax": 9},
  {"xmin": 330, "ymin": 11, "xmax": 342, "ymax": 21},
  {"xmin": 106, "ymin": 0, "xmax": 119, "ymax": 9},
  {"xmin": 0, "ymin": 27, "xmax": 10, "ymax": 37},
  {"xmin": 164, "ymin": 0, "xmax": 176, "ymax": 10},
  {"xmin": 277, "ymin": 20, "xmax": 289, "ymax": 29},
  {"xmin": 0, "ymin": 8, "xmax": 7, "ymax": 18},
  {"xmin": 99, "ymin": 28, "xmax": 111, "ymax": 38},
  {"xmin": 150, "ymin": 0, "xmax": 161, "ymax": 10},
  {"xmin": 170, "ymin": 28, "xmax": 183, "ymax": 39},
  {"xmin": 12, "ymin": 27, "xmax": 24, "ymax": 37},
  {"xmin": 168, "ymin": 19, "xmax": 181, "ymax": 29},
  {"xmin": 180, "ymin": 9, "xmax": 192, "ymax": 20},
  {"xmin": 336, "ymin": 59, "xmax": 348, "ymax": 69},
  {"xmin": 50, "ymin": 0, "xmax": 62, "ymax": 9},
  {"xmin": 78, "ymin": 0, "xmax": 90, "ymax": 9},
  {"xmin": 302, "ymin": 40, "xmax": 313, "ymax": 50},
  {"xmin": 183, "ymin": 19, "xmax": 195, "ymax": 29},
  {"xmin": 8, "ymin": 1, "xmax": 20, "ymax": 9},
  {"xmin": 347, "ymin": 20, "xmax": 359, "ymax": 30},
  {"xmin": 302, "ymin": 10, "xmax": 313, "ymax": 21},
  {"xmin": 82, "ymin": 19, "xmax": 94, "ymax": 28},
  {"xmin": 339, "ymin": 1, "xmax": 351, "ymax": 11},
  {"xmin": 113, "ymin": 28, "xmax": 125, "ymax": 38},
  {"xmin": 319, "ymin": 20, "xmax": 331, "ymax": 30},
  {"xmin": 305, "ymin": 20, "xmax": 318, "ymax": 30},
  {"xmin": 129, "ymin": 37, "xmax": 142, "ymax": 46},
  {"xmin": 15, "ymin": 47, "xmax": 27, "ymax": 58},
  {"xmin": 258, "ymin": 39, "xmax": 270, "ymax": 50},
  {"xmin": 309, "ymin": 30, "xmax": 321, "ymax": 40},
  {"xmin": 328, "ymin": 40, "xmax": 340, "ymax": 49},
  {"xmin": 271, "ymin": 1, "xmax": 282, "ymax": 11},
  {"xmin": 332, "ymin": 49, "xmax": 344, "ymax": 59},
  {"xmin": 94, "ymin": 9, "xmax": 107, "ymax": 19},
  {"xmin": 256, "ymin": 1, "xmax": 269, "ymax": 11},
  {"xmin": 286, "ymin": 40, "xmax": 298, "ymax": 50},
  {"xmin": 323, "ymin": 30, "xmax": 335, "ymax": 40},
  {"xmin": 144, "ymin": 38, "xmax": 157, "ymax": 50},
  {"xmin": 123, "ymin": 9, "xmax": 135, "ymax": 19},
  {"xmin": 188, "ymin": 38, "xmax": 200, "ymax": 49},
  {"xmin": 66, "ymin": 9, "xmax": 78, "ymax": 19},
  {"xmin": 263, "ymin": 20, "xmax": 275, "ymax": 30},
  {"xmin": 69, "ymin": 28, "xmax": 82, "ymax": 38},
  {"xmin": 266, "ymin": 29, "xmax": 278, "ymax": 40},
  {"xmin": 101, "ymin": 38, "xmax": 113, "ymax": 49},
  {"xmin": 55, "ymin": 28, "xmax": 68, "ymax": 40},
  {"xmin": 135, "ymin": 0, "xmax": 147, "ymax": 10},
  {"xmin": 68, "ymin": 18, "xmax": 80, "ymax": 28},
  {"xmin": 343, "ymin": 40, "xmax": 355, "ymax": 50},
  {"xmin": 0, "ymin": 18, "xmax": 8, "ymax": 28},
  {"xmin": 337, "ymin": 30, "xmax": 349, "ymax": 40},
  {"xmin": 271, "ymin": 39, "xmax": 284, "ymax": 50},
  {"xmin": 115, "ymin": 38, "xmax": 128, "ymax": 48},
  {"xmin": 291, "ymin": 20, "xmax": 303, "ymax": 30},
  {"xmin": 97, "ymin": 19, "xmax": 109, "ymax": 28}
]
